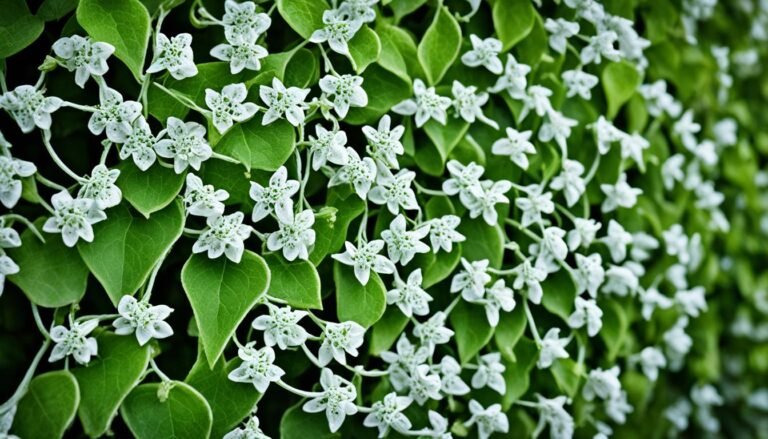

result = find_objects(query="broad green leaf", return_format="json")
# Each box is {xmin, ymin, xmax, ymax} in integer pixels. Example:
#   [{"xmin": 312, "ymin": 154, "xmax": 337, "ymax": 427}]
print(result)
[
  {"xmin": 389, "ymin": 0, "xmax": 427, "ymax": 22},
  {"xmin": 181, "ymin": 250, "xmax": 271, "ymax": 366},
  {"xmin": 77, "ymin": 0, "xmax": 150, "ymax": 80},
  {"xmin": 602, "ymin": 61, "xmax": 642, "ymax": 119},
  {"xmin": 494, "ymin": 305, "xmax": 527, "ymax": 362},
  {"xmin": 348, "ymin": 26, "xmax": 381, "ymax": 73},
  {"xmin": 264, "ymin": 253, "xmax": 323, "ymax": 310},
  {"xmin": 324, "ymin": 187, "xmax": 367, "ymax": 256},
  {"xmin": 186, "ymin": 350, "xmax": 262, "ymax": 438},
  {"xmin": 200, "ymin": 159, "xmax": 253, "ymax": 206},
  {"xmin": 515, "ymin": 12, "xmax": 547, "ymax": 67},
  {"xmin": 71, "ymin": 332, "xmax": 152, "ymax": 438},
  {"xmin": 12, "ymin": 370, "xmax": 80, "ymax": 439},
  {"xmin": 216, "ymin": 117, "xmax": 296, "ymax": 172},
  {"xmin": 417, "ymin": 118, "xmax": 470, "ymax": 173},
  {"xmin": 78, "ymin": 200, "xmax": 184, "ymax": 304},
  {"xmin": 501, "ymin": 337, "xmax": 538, "ymax": 409},
  {"xmin": 308, "ymin": 206, "xmax": 340, "ymax": 265},
  {"xmin": 369, "ymin": 306, "xmax": 409, "ymax": 355},
  {"xmin": 541, "ymin": 270, "xmax": 576, "ymax": 321},
  {"xmin": 457, "ymin": 216, "xmax": 505, "ymax": 268},
  {"xmin": 280, "ymin": 402, "xmax": 339, "ymax": 439},
  {"xmin": 121, "ymin": 382, "xmax": 213, "ymax": 439},
  {"xmin": 415, "ymin": 243, "xmax": 462, "ymax": 288},
  {"xmin": 345, "ymin": 64, "xmax": 412, "ymax": 125},
  {"xmin": 7, "ymin": 219, "xmax": 89, "ymax": 308},
  {"xmin": 450, "ymin": 301, "xmax": 494, "ymax": 364},
  {"xmin": 551, "ymin": 358, "xmax": 583, "ymax": 398},
  {"xmin": 334, "ymin": 262, "xmax": 387, "ymax": 328},
  {"xmin": 0, "ymin": 1, "xmax": 43, "ymax": 59},
  {"xmin": 417, "ymin": 6, "xmax": 462, "ymax": 85},
  {"xmin": 116, "ymin": 160, "xmax": 186, "ymax": 218},
  {"xmin": 37, "ymin": 0, "xmax": 79, "ymax": 21},
  {"xmin": 600, "ymin": 298, "xmax": 630, "ymax": 361},
  {"xmin": 284, "ymin": 48, "xmax": 320, "ymax": 88},
  {"xmin": 493, "ymin": 0, "xmax": 535, "ymax": 51},
  {"xmin": 277, "ymin": 0, "xmax": 328, "ymax": 39},
  {"xmin": 376, "ymin": 23, "xmax": 419, "ymax": 82}
]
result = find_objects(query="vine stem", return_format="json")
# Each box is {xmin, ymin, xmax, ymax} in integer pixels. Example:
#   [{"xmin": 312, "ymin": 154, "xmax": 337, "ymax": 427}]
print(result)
[
  {"xmin": 276, "ymin": 379, "xmax": 322, "ymax": 398},
  {"xmin": 0, "ymin": 340, "xmax": 51, "ymax": 413},
  {"xmin": 41, "ymin": 130, "xmax": 86, "ymax": 183},
  {"xmin": 523, "ymin": 300, "xmax": 543, "ymax": 347}
]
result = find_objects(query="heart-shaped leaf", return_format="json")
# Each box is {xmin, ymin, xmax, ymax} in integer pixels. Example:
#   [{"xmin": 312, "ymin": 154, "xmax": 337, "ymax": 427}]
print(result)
[
  {"xmin": 116, "ymin": 160, "xmax": 186, "ymax": 218},
  {"xmin": 12, "ymin": 370, "xmax": 80, "ymax": 439},
  {"xmin": 121, "ymin": 381, "xmax": 212, "ymax": 439},
  {"xmin": 334, "ymin": 262, "xmax": 386, "ymax": 328},
  {"xmin": 264, "ymin": 253, "xmax": 322, "ymax": 309}
]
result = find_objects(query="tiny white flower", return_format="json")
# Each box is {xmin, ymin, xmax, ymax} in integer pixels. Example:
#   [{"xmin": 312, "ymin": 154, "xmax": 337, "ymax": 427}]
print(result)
[
  {"xmin": 491, "ymin": 128, "xmax": 536, "ymax": 170},
  {"xmin": 0, "ymin": 85, "xmax": 62, "ymax": 133},
  {"xmin": 451, "ymin": 258, "xmax": 491, "ymax": 301},
  {"xmin": 544, "ymin": 18, "xmax": 580, "ymax": 54},
  {"xmin": 192, "ymin": 212, "xmax": 251, "ymax": 263},
  {"xmin": 77, "ymin": 164, "xmax": 122, "ymax": 209},
  {"xmin": 662, "ymin": 224, "xmax": 692, "ymax": 265},
  {"xmin": 413, "ymin": 311, "xmax": 453, "ymax": 354},
  {"xmin": 540, "ymin": 226, "xmax": 569, "ymax": 262},
  {"xmin": 562, "ymin": 69, "xmax": 598, "ymax": 100},
  {"xmin": 308, "ymin": 125, "xmax": 349, "ymax": 170},
  {"xmin": 452, "ymin": 81, "xmax": 496, "ymax": 128},
  {"xmin": 639, "ymin": 286, "xmax": 674, "ymax": 320},
  {"xmin": 426, "ymin": 410, "xmax": 452, "ymax": 439},
  {"xmin": 381, "ymin": 215, "xmax": 430, "ymax": 266},
  {"xmin": 550, "ymin": 159, "xmax": 586, "ymax": 207},
  {"xmin": 515, "ymin": 185, "xmax": 555, "ymax": 228},
  {"xmin": 630, "ymin": 346, "xmax": 666, "ymax": 381},
  {"xmin": 443, "ymin": 160, "xmax": 485, "ymax": 205},
  {"xmin": 591, "ymin": 116, "xmax": 625, "ymax": 155},
  {"xmin": 387, "ymin": 269, "xmax": 432, "ymax": 317},
  {"xmin": 328, "ymin": 148, "xmax": 377, "ymax": 200},
  {"xmin": 154, "ymin": 117, "xmax": 212, "ymax": 173},
  {"xmin": 210, "ymin": 34, "xmax": 269, "ymax": 74},
  {"xmin": 574, "ymin": 253, "xmax": 605, "ymax": 298},
  {"xmin": 309, "ymin": 8, "xmax": 363, "ymax": 56},
  {"xmin": 673, "ymin": 110, "xmax": 701, "ymax": 151},
  {"xmin": 319, "ymin": 74, "xmax": 368, "ymax": 119},
  {"xmin": 489, "ymin": 54, "xmax": 531, "ymax": 98},
  {"xmin": 461, "ymin": 35, "xmax": 503, "ymax": 74},
  {"xmin": 183, "ymin": 174, "xmax": 229, "ymax": 218},
  {"xmin": 665, "ymin": 398, "xmax": 692, "ymax": 431},
  {"xmin": 464, "ymin": 400, "xmax": 509, "ymax": 439},
  {"xmin": 381, "ymin": 335, "xmax": 430, "ymax": 391},
  {"xmin": 252, "ymin": 305, "xmax": 309, "ymax": 349},
  {"xmin": 713, "ymin": 118, "xmax": 737, "ymax": 147},
  {"xmin": 661, "ymin": 154, "xmax": 686, "ymax": 190},
  {"xmin": 538, "ymin": 327, "xmax": 570, "ymax": 369},
  {"xmin": 602, "ymin": 219, "xmax": 633, "ymax": 263},
  {"xmin": 205, "ymin": 83, "xmax": 259, "ymax": 134},
  {"xmin": 605, "ymin": 390, "xmax": 633, "ymax": 424},
  {"xmin": 342, "ymin": 0, "xmax": 378, "ymax": 23},
  {"xmin": 223, "ymin": 414, "xmax": 269, "ymax": 439},
  {"xmin": 620, "ymin": 132, "xmax": 650, "ymax": 165},
  {"xmin": 0, "ymin": 255, "xmax": 20, "ymax": 297},
  {"xmin": 221, "ymin": 0, "xmax": 271, "ymax": 42},
  {"xmin": 363, "ymin": 393, "xmax": 413, "ymax": 438},
  {"xmin": 0, "ymin": 222, "xmax": 21, "ymax": 249},
  {"xmin": 0, "ymin": 156, "xmax": 37, "ymax": 209},
  {"xmin": 428, "ymin": 215, "xmax": 465, "ymax": 253},
  {"xmin": 583, "ymin": 366, "xmax": 622, "ymax": 401},
  {"xmin": 319, "ymin": 320, "xmax": 366, "ymax": 366},
  {"xmin": 332, "ymin": 239, "xmax": 395, "ymax": 285},
  {"xmin": 119, "ymin": 117, "xmax": 157, "ymax": 171},
  {"xmin": 480, "ymin": 279, "xmax": 516, "ymax": 327},
  {"xmin": 602, "ymin": 263, "xmax": 640, "ymax": 296},
  {"xmin": 520, "ymin": 85, "xmax": 553, "ymax": 121},
  {"xmin": 535, "ymin": 395, "xmax": 574, "ymax": 439},
  {"xmin": 471, "ymin": 353, "xmax": 506, "ymax": 395},
  {"xmin": 438, "ymin": 355, "xmax": 470, "ymax": 395},
  {"xmin": 630, "ymin": 232, "xmax": 659, "ymax": 262},
  {"xmin": 538, "ymin": 110, "xmax": 577, "ymax": 153},
  {"xmin": 146, "ymin": 33, "xmax": 197, "ymax": 79},
  {"xmin": 368, "ymin": 168, "xmax": 418, "ymax": 214},
  {"xmin": 580, "ymin": 31, "xmax": 622, "ymax": 65},
  {"xmin": 259, "ymin": 77, "xmax": 310, "ymax": 126},
  {"xmin": 513, "ymin": 259, "xmax": 548, "ymax": 304},
  {"xmin": 663, "ymin": 316, "xmax": 692, "ymax": 370},
  {"xmin": 392, "ymin": 79, "xmax": 452, "ymax": 128},
  {"xmin": 601, "ymin": 173, "xmax": 642, "ymax": 213},
  {"xmin": 88, "ymin": 86, "xmax": 142, "ymax": 143},
  {"xmin": 675, "ymin": 286, "xmax": 707, "ymax": 317},
  {"xmin": 249, "ymin": 166, "xmax": 299, "ymax": 222},
  {"xmin": 639, "ymin": 80, "xmax": 681, "ymax": 118},
  {"xmin": 465, "ymin": 179, "xmax": 512, "ymax": 225},
  {"xmin": 267, "ymin": 201, "xmax": 315, "ymax": 261},
  {"xmin": 43, "ymin": 191, "xmax": 106, "ymax": 247},
  {"xmin": 568, "ymin": 296, "xmax": 603, "ymax": 336},
  {"xmin": 113, "ymin": 295, "xmax": 174, "ymax": 346},
  {"xmin": 0, "ymin": 405, "xmax": 19, "ymax": 439},
  {"xmin": 302, "ymin": 369, "xmax": 358, "ymax": 433},
  {"xmin": 408, "ymin": 364, "xmax": 443, "ymax": 405},
  {"xmin": 52, "ymin": 35, "xmax": 114, "ymax": 87},
  {"xmin": 363, "ymin": 115, "xmax": 405, "ymax": 169},
  {"xmin": 567, "ymin": 218, "xmax": 601, "ymax": 251},
  {"xmin": 49, "ymin": 319, "xmax": 99, "ymax": 365}
]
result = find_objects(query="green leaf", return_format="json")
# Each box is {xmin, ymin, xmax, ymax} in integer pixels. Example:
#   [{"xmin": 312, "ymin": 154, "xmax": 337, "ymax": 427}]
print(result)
[
  {"xmin": 345, "ymin": 64, "xmax": 412, "ymax": 125},
  {"xmin": 493, "ymin": 0, "xmax": 535, "ymax": 51},
  {"xmin": 514, "ymin": 12, "xmax": 547, "ymax": 67},
  {"xmin": 71, "ymin": 332, "xmax": 152, "ymax": 438},
  {"xmin": 284, "ymin": 48, "xmax": 320, "ymax": 88},
  {"xmin": 77, "ymin": 0, "xmax": 150, "ymax": 80},
  {"xmin": 116, "ymin": 160, "xmax": 186, "ymax": 218},
  {"xmin": 348, "ymin": 25, "xmax": 381, "ymax": 73},
  {"xmin": 182, "ymin": 250, "xmax": 271, "ymax": 366},
  {"xmin": 416, "ymin": 118, "xmax": 470, "ymax": 173},
  {"xmin": 0, "ymin": 1, "xmax": 43, "ymax": 59},
  {"xmin": 494, "ymin": 305, "xmax": 527, "ymax": 362},
  {"xmin": 7, "ymin": 219, "xmax": 89, "ymax": 308},
  {"xmin": 550, "ymin": 358, "xmax": 583, "ymax": 398},
  {"xmin": 186, "ymin": 351, "xmax": 262, "ymax": 439},
  {"xmin": 415, "ymin": 243, "xmax": 462, "ymax": 288},
  {"xmin": 457, "ymin": 216, "xmax": 505, "ymax": 268},
  {"xmin": 450, "ymin": 301, "xmax": 494, "ymax": 364},
  {"xmin": 37, "ymin": 0, "xmax": 79, "ymax": 21},
  {"xmin": 264, "ymin": 253, "xmax": 322, "ymax": 310},
  {"xmin": 280, "ymin": 402, "xmax": 339, "ymax": 439},
  {"xmin": 376, "ymin": 22, "xmax": 420, "ymax": 82},
  {"xmin": 417, "ymin": 6, "xmax": 462, "ymax": 85},
  {"xmin": 369, "ymin": 306, "xmax": 409, "ymax": 355},
  {"xmin": 216, "ymin": 117, "xmax": 296, "ymax": 172},
  {"xmin": 12, "ymin": 370, "xmax": 80, "ymax": 439},
  {"xmin": 334, "ymin": 261, "xmax": 387, "ymax": 328},
  {"xmin": 277, "ymin": 0, "xmax": 328, "ymax": 39},
  {"xmin": 602, "ymin": 60, "xmax": 642, "ymax": 119},
  {"xmin": 121, "ymin": 382, "xmax": 213, "ymax": 439},
  {"xmin": 600, "ymin": 298, "xmax": 630, "ymax": 361},
  {"xmin": 324, "ymin": 187, "xmax": 367, "ymax": 256},
  {"xmin": 78, "ymin": 200, "xmax": 184, "ymax": 304},
  {"xmin": 541, "ymin": 270, "xmax": 577, "ymax": 321},
  {"xmin": 501, "ymin": 337, "xmax": 538, "ymax": 409},
  {"xmin": 389, "ymin": 0, "xmax": 427, "ymax": 22}
]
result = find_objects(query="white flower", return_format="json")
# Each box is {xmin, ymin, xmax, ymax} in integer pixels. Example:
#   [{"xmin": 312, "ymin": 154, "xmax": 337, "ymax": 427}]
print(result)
[
  {"xmin": 342, "ymin": 0, "xmax": 378, "ymax": 23},
  {"xmin": 540, "ymin": 226, "xmax": 569, "ymax": 263},
  {"xmin": 451, "ymin": 258, "xmax": 491, "ymax": 301},
  {"xmin": 0, "ymin": 405, "xmax": 19, "ymax": 439},
  {"xmin": 332, "ymin": 239, "xmax": 396, "ymax": 285},
  {"xmin": 43, "ymin": 191, "xmax": 106, "ymax": 247},
  {"xmin": 387, "ymin": 269, "xmax": 431, "ymax": 317},
  {"xmin": 319, "ymin": 74, "xmax": 368, "ymax": 119},
  {"xmin": 691, "ymin": 384, "xmax": 723, "ymax": 433},
  {"xmin": 489, "ymin": 54, "xmax": 531, "ymax": 98},
  {"xmin": 480, "ymin": 279, "xmax": 516, "ymax": 327},
  {"xmin": 113, "ymin": 295, "xmax": 173, "ymax": 346},
  {"xmin": 205, "ymin": 83, "xmax": 259, "ymax": 133},
  {"xmin": 0, "ymin": 85, "xmax": 62, "ymax": 133},
  {"xmin": 665, "ymin": 398, "xmax": 692, "ymax": 431},
  {"xmin": 516, "ymin": 185, "xmax": 555, "ymax": 227},
  {"xmin": 303, "ymin": 369, "xmax": 358, "ymax": 433},
  {"xmin": 77, "ymin": 164, "xmax": 122, "ymax": 209},
  {"xmin": 591, "ymin": 116, "xmax": 625, "ymax": 155},
  {"xmin": 639, "ymin": 80, "xmax": 681, "ymax": 118},
  {"xmin": 368, "ymin": 168, "xmax": 418, "ymax": 214},
  {"xmin": 661, "ymin": 154, "xmax": 686, "ymax": 191},
  {"xmin": 259, "ymin": 77, "xmax": 310, "ymax": 126},
  {"xmin": 381, "ymin": 215, "xmax": 430, "ymax": 266},
  {"xmin": 605, "ymin": 390, "xmax": 633, "ymax": 424},
  {"xmin": 602, "ymin": 264, "xmax": 640, "ymax": 296},
  {"xmin": 443, "ymin": 160, "xmax": 484, "ymax": 205},
  {"xmin": 223, "ymin": 414, "xmax": 269, "ymax": 439},
  {"xmin": 426, "ymin": 411, "xmax": 452, "ymax": 439},
  {"xmin": 0, "ymin": 156, "xmax": 36, "ymax": 209},
  {"xmin": 221, "ymin": 0, "xmax": 271, "ymax": 42},
  {"xmin": 544, "ymin": 18, "xmax": 579, "ymax": 54},
  {"xmin": 363, "ymin": 115, "xmax": 405, "ymax": 169},
  {"xmin": 319, "ymin": 321, "xmax": 366, "ymax": 366},
  {"xmin": 461, "ymin": 35, "xmax": 503, "ymax": 74},
  {"xmin": 0, "ymin": 255, "xmax": 20, "ymax": 297},
  {"xmin": 491, "ymin": 128, "xmax": 536, "ymax": 170},
  {"xmin": 568, "ymin": 296, "xmax": 603, "ymax": 336},
  {"xmin": 0, "ymin": 222, "xmax": 21, "ymax": 249},
  {"xmin": 513, "ymin": 259, "xmax": 548, "ymax": 304},
  {"xmin": 675, "ymin": 286, "xmax": 707, "ymax": 317},
  {"xmin": 713, "ymin": 118, "xmax": 737, "ymax": 147},
  {"xmin": 146, "ymin": 33, "xmax": 197, "ymax": 79},
  {"xmin": 267, "ymin": 201, "xmax": 315, "ymax": 261},
  {"xmin": 192, "ymin": 212, "xmax": 251, "ymax": 263},
  {"xmin": 308, "ymin": 125, "xmax": 349, "ymax": 170},
  {"xmin": 639, "ymin": 287, "xmax": 674, "ymax": 320},
  {"xmin": 630, "ymin": 232, "xmax": 659, "ymax": 262},
  {"xmin": 52, "ymin": 35, "xmax": 114, "ymax": 87},
  {"xmin": 328, "ymin": 148, "xmax": 377, "ymax": 200},
  {"xmin": 538, "ymin": 328, "xmax": 570, "ymax": 369},
  {"xmin": 49, "ymin": 319, "xmax": 99, "ymax": 365},
  {"xmin": 580, "ymin": 31, "xmax": 622, "ymax": 65},
  {"xmin": 428, "ymin": 215, "xmax": 465, "ymax": 253},
  {"xmin": 574, "ymin": 253, "xmax": 605, "ymax": 298},
  {"xmin": 673, "ymin": 110, "xmax": 701, "ymax": 150},
  {"xmin": 602, "ymin": 220, "xmax": 633, "ymax": 263},
  {"xmin": 210, "ymin": 34, "xmax": 269, "ymax": 74},
  {"xmin": 465, "ymin": 179, "xmax": 512, "ymax": 225},
  {"xmin": 663, "ymin": 316, "xmax": 692, "ymax": 370},
  {"xmin": 309, "ymin": 7, "xmax": 363, "ymax": 55},
  {"xmin": 662, "ymin": 224, "xmax": 692, "ymax": 265},
  {"xmin": 567, "ymin": 218, "xmax": 601, "ymax": 251},
  {"xmin": 408, "ymin": 364, "xmax": 443, "ymax": 405},
  {"xmin": 520, "ymin": 85, "xmax": 553, "ymax": 120},
  {"xmin": 154, "ymin": 117, "xmax": 212, "ymax": 173},
  {"xmin": 252, "ymin": 305, "xmax": 308, "ymax": 350},
  {"xmin": 413, "ymin": 311, "xmax": 453, "ymax": 354},
  {"xmin": 88, "ymin": 86, "xmax": 142, "ymax": 143},
  {"xmin": 249, "ymin": 166, "xmax": 299, "ymax": 222},
  {"xmin": 119, "ymin": 117, "xmax": 157, "ymax": 170},
  {"xmin": 464, "ymin": 400, "xmax": 509, "ymax": 439},
  {"xmin": 471, "ymin": 353, "xmax": 506, "ymax": 395},
  {"xmin": 438, "ymin": 356, "xmax": 470, "ymax": 395},
  {"xmin": 381, "ymin": 335, "xmax": 430, "ymax": 391},
  {"xmin": 550, "ymin": 159, "xmax": 586, "ymax": 207},
  {"xmin": 183, "ymin": 174, "xmax": 229, "ymax": 218},
  {"xmin": 630, "ymin": 346, "xmax": 666, "ymax": 381},
  {"xmin": 583, "ymin": 366, "xmax": 622, "ymax": 401},
  {"xmin": 392, "ymin": 79, "xmax": 452, "ymax": 127},
  {"xmin": 539, "ymin": 110, "xmax": 577, "ymax": 153},
  {"xmin": 363, "ymin": 393, "xmax": 413, "ymax": 438},
  {"xmin": 451, "ymin": 81, "xmax": 496, "ymax": 128},
  {"xmin": 535, "ymin": 395, "xmax": 574, "ymax": 439},
  {"xmin": 620, "ymin": 133, "xmax": 650, "ymax": 165},
  {"xmin": 601, "ymin": 173, "xmax": 642, "ymax": 212},
  {"xmin": 562, "ymin": 69, "xmax": 598, "ymax": 99}
]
